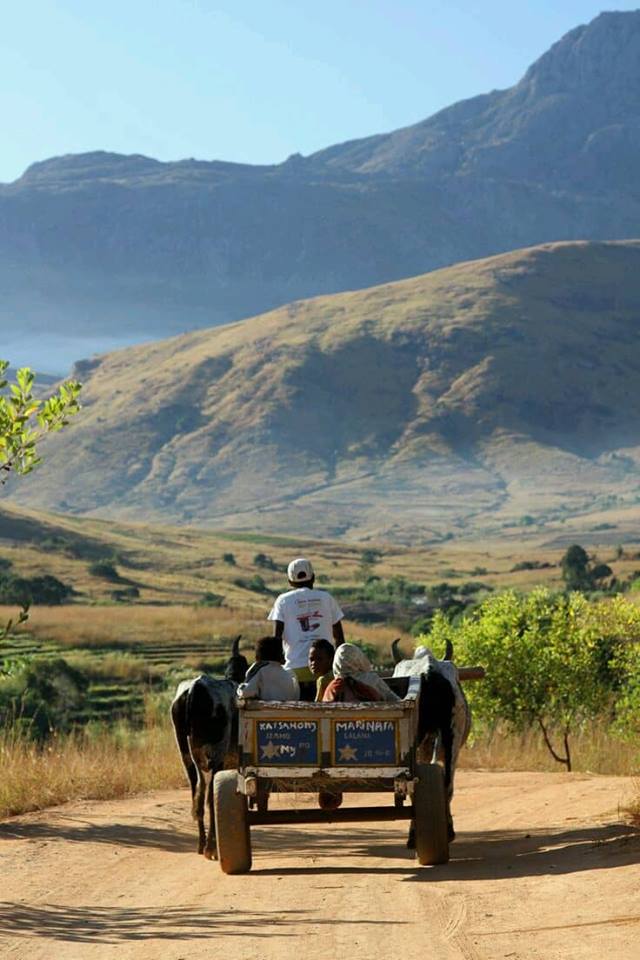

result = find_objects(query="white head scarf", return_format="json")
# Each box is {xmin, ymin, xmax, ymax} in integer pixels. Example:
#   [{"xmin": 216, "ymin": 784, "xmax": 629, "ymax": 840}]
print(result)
[{"xmin": 333, "ymin": 644, "xmax": 398, "ymax": 701}]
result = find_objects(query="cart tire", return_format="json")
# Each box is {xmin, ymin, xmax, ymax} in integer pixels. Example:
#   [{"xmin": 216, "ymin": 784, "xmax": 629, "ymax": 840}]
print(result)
[
  {"xmin": 413, "ymin": 762, "xmax": 449, "ymax": 866},
  {"xmin": 214, "ymin": 770, "xmax": 252, "ymax": 874}
]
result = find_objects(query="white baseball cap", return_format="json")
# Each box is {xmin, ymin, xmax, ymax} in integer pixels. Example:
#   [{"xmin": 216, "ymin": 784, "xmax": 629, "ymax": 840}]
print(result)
[{"xmin": 287, "ymin": 557, "xmax": 314, "ymax": 582}]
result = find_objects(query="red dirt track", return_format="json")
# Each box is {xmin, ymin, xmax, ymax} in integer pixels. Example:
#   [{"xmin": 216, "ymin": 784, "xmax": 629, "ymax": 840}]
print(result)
[{"xmin": 0, "ymin": 771, "xmax": 638, "ymax": 959}]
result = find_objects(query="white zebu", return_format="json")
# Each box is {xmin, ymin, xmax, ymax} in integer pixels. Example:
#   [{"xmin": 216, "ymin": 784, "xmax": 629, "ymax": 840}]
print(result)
[{"xmin": 392, "ymin": 641, "xmax": 471, "ymax": 841}]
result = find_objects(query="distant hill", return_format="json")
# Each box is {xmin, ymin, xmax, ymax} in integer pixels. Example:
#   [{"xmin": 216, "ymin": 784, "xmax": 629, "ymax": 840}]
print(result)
[
  {"xmin": 9, "ymin": 240, "xmax": 640, "ymax": 543},
  {"xmin": 3, "ymin": 11, "xmax": 640, "ymax": 370}
]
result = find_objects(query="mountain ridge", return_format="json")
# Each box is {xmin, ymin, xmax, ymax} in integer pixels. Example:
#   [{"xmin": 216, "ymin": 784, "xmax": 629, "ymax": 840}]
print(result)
[{"xmin": 3, "ymin": 11, "xmax": 640, "ymax": 372}]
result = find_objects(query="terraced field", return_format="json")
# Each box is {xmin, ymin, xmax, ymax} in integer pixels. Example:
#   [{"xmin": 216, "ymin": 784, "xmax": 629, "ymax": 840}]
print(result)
[{"xmin": 1, "ymin": 623, "xmax": 241, "ymax": 726}]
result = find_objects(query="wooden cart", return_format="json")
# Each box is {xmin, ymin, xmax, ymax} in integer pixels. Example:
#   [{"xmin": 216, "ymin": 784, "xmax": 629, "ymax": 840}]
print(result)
[{"xmin": 213, "ymin": 676, "xmax": 452, "ymax": 873}]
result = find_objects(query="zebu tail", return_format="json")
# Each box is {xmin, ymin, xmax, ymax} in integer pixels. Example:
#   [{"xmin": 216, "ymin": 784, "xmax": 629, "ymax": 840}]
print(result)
[{"xmin": 171, "ymin": 690, "xmax": 198, "ymax": 798}]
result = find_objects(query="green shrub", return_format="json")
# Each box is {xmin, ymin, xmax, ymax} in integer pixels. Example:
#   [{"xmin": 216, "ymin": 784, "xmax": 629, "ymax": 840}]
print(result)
[
  {"xmin": 253, "ymin": 553, "xmax": 278, "ymax": 570},
  {"xmin": 233, "ymin": 575, "xmax": 268, "ymax": 593},
  {"xmin": 0, "ymin": 658, "xmax": 88, "ymax": 739},
  {"xmin": 110, "ymin": 587, "xmax": 140, "ymax": 602},
  {"xmin": 199, "ymin": 592, "xmax": 225, "ymax": 607},
  {"xmin": 88, "ymin": 560, "xmax": 121, "ymax": 582},
  {"xmin": 0, "ymin": 573, "xmax": 73, "ymax": 605}
]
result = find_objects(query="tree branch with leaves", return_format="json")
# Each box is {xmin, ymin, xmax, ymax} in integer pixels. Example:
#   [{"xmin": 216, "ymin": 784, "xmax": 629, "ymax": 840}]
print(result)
[
  {"xmin": 0, "ymin": 361, "xmax": 81, "ymax": 483},
  {"xmin": 0, "ymin": 359, "xmax": 81, "ymax": 654}
]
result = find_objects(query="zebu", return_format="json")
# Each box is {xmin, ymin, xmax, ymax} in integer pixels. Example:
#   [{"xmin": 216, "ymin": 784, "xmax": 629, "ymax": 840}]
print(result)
[
  {"xmin": 171, "ymin": 637, "xmax": 249, "ymax": 858},
  {"xmin": 391, "ymin": 639, "xmax": 471, "ymax": 843}
]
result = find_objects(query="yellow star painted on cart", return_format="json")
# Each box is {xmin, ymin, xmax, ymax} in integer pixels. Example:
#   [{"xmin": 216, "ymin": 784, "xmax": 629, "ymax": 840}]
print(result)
[
  {"xmin": 260, "ymin": 740, "xmax": 280, "ymax": 760},
  {"xmin": 338, "ymin": 744, "xmax": 358, "ymax": 762}
]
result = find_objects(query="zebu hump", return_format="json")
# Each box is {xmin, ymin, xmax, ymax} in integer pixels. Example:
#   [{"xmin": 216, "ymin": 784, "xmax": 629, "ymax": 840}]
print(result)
[
  {"xmin": 172, "ymin": 674, "xmax": 237, "ymax": 708},
  {"xmin": 392, "ymin": 658, "xmax": 433, "ymax": 678},
  {"xmin": 196, "ymin": 675, "xmax": 237, "ymax": 710}
]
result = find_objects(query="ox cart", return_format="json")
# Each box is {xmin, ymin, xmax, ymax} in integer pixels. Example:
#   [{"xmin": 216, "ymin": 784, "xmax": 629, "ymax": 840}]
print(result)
[{"xmin": 213, "ymin": 673, "xmax": 469, "ymax": 874}]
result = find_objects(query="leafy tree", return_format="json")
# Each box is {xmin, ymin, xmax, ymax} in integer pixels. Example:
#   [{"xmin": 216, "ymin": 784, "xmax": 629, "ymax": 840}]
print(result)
[
  {"xmin": 222, "ymin": 552, "xmax": 236, "ymax": 566},
  {"xmin": 0, "ymin": 361, "xmax": 81, "ymax": 482},
  {"xmin": 561, "ymin": 544, "xmax": 613, "ymax": 593},
  {"xmin": 361, "ymin": 549, "xmax": 381, "ymax": 565},
  {"xmin": 561, "ymin": 544, "xmax": 591, "ymax": 590},
  {"xmin": 423, "ymin": 590, "xmax": 618, "ymax": 770}
]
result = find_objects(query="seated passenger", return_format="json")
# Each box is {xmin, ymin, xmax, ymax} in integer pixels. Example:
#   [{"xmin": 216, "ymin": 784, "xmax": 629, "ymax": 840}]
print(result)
[
  {"xmin": 308, "ymin": 638, "xmax": 335, "ymax": 701},
  {"xmin": 322, "ymin": 643, "xmax": 399, "ymax": 703},
  {"xmin": 237, "ymin": 636, "xmax": 300, "ymax": 701}
]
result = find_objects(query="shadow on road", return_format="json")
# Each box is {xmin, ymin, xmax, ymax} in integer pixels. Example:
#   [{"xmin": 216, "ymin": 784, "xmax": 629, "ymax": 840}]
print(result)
[
  {"xmin": 0, "ymin": 904, "xmax": 401, "ymax": 944},
  {"xmin": 251, "ymin": 821, "xmax": 639, "ymax": 880},
  {"xmin": 0, "ymin": 816, "xmax": 194, "ymax": 854}
]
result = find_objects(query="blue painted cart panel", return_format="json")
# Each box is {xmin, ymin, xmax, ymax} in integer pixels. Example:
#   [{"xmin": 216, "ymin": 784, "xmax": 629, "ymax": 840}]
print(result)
[
  {"xmin": 256, "ymin": 720, "xmax": 319, "ymax": 765},
  {"xmin": 333, "ymin": 719, "xmax": 398, "ymax": 765}
]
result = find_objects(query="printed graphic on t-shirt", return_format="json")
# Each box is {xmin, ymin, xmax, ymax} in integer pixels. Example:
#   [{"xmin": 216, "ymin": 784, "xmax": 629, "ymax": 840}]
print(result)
[{"xmin": 297, "ymin": 609, "xmax": 322, "ymax": 632}]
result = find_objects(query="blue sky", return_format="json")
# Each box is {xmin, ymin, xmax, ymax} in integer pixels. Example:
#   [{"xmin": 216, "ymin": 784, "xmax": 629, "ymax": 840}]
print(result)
[{"xmin": 1, "ymin": 1, "xmax": 638, "ymax": 183}]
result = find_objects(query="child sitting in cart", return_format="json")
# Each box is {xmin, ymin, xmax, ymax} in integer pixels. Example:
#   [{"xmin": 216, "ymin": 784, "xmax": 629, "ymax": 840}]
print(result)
[
  {"xmin": 308, "ymin": 638, "xmax": 335, "ymax": 701},
  {"xmin": 237, "ymin": 636, "xmax": 300, "ymax": 701}
]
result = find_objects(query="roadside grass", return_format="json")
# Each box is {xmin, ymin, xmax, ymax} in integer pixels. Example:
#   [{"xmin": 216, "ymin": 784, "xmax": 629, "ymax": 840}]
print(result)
[
  {"xmin": 461, "ymin": 723, "xmax": 640, "ymax": 777},
  {"xmin": 0, "ymin": 705, "xmax": 184, "ymax": 821},
  {"xmin": 2, "ymin": 716, "xmax": 636, "ymax": 822}
]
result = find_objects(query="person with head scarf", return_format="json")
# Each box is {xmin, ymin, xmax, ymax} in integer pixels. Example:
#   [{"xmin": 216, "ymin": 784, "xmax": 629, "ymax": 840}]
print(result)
[{"xmin": 322, "ymin": 643, "xmax": 398, "ymax": 703}]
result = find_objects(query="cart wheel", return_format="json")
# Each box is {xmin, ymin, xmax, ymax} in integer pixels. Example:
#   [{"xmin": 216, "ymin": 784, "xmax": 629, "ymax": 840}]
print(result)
[
  {"xmin": 214, "ymin": 770, "xmax": 252, "ymax": 874},
  {"xmin": 413, "ymin": 762, "xmax": 449, "ymax": 866}
]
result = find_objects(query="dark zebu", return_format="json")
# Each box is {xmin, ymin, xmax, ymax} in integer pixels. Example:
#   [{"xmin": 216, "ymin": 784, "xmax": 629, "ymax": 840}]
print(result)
[
  {"xmin": 171, "ymin": 637, "xmax": 249, "ymax": 858},
  {"xmin": 391, "ymin": 639, "xmax": 471, "ymax": 844}
]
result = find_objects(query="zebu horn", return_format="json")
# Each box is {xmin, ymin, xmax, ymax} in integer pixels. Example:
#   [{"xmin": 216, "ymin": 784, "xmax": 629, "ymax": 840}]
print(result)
[
  {"xmin": 231, "ymin": 635, "xmax": 242, "ymax": 657},
  {"xmin": 444, "ymin": 639, "xmax": 454, "ymax": 661},
  {"xmin": 391, "ymin": 638, "xmax": 403, "ymax": 664}
]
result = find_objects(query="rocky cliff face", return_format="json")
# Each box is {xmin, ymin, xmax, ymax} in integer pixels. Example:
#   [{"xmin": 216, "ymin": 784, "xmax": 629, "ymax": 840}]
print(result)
[
  {"xmin": 2, "ymin": 11, "xmax": 640, "ymax": 371},
  {"xmin": 312, "ymin": 11, "xmax": 640, "ymax": 187}
]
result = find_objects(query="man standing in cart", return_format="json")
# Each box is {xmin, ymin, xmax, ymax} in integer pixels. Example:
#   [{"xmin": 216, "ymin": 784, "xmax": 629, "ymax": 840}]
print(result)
[{"xmin": 268, "ymin": 557, "xmax": 345, "ymax": 683}]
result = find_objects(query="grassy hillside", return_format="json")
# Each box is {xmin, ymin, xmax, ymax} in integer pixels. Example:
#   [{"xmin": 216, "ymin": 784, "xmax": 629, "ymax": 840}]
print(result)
[
  {"xmin": 3, "ymin": 499, "xmax": 640, "ymax": 613},
  {"xmin": 9, "ymin": 240, "xmax": 640, "ymax": 542}
]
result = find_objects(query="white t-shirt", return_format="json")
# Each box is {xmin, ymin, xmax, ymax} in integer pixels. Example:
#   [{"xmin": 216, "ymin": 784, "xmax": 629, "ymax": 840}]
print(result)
[
  {"xmin": 268, "ymin": 587, "xmax": 344, "ymax": 670},
  {"xmin": 237, "ymin": 662, "xmax": 300, "ymax": 701}
]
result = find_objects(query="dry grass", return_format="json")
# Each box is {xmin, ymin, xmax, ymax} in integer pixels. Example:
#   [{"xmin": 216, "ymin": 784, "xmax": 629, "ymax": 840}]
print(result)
[
  {"xmin": 625, "ymin": 783, "xmax": 640, "ymax": 825},
  {"xmin": 1, "ymin": 604, "xmax": 411, "ymax": 664},
  {"xmin": 4, "ymin": 604, "xmax": 263, "ymax": 649},
  {"xmin": 3, "ymin": 718, "xmax": 635, "ymax": 823},
  {"xmin": 0, "ymin": 713, "xmax": 184, "ymax": 821},
  {"xmin": 64, "ymin": 652, "xmax": 164, "ymax": 682},
  {"xmin": 461, "ymin": 724, "xmax": 639, "ymax": 777}
]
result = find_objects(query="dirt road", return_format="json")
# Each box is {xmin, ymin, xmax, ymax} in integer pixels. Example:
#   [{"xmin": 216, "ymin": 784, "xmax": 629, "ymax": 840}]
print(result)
[{"xmin": 0, "ymin": 771, "xmax": 637, "ymax": 960}]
